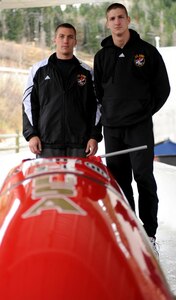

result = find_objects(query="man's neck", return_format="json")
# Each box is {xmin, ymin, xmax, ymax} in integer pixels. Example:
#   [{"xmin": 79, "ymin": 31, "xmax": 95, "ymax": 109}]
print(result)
[
  {"xmin": 56, "ymin": 53, "xmax": 74, "ymax": 60},
  {"xmin": 112, "ymin": 30, "xmax": 130, "ymax": 49}
]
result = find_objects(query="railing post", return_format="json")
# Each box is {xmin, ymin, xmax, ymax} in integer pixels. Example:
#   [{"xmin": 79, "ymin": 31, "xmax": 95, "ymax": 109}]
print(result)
[
  {"xmin": 0, "ymin": 132, "xmax": 28, "ymax": 153},
  {"xmin": 15, "ymin": 130, "xmax": 20, "ymax": 153}
]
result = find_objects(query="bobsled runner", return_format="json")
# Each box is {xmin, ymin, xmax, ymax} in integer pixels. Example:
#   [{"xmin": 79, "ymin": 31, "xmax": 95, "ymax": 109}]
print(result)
[{"xmin": 0, "ymin": 156, "xmax": 175, "ymax": 300}]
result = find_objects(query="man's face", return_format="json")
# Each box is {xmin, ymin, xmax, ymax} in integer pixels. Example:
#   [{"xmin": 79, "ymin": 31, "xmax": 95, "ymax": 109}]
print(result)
[
  {"xmin": 106, "ymin": 8, "xmax": 130, "ymax": 37},
  {"xmin": 54, "ymin": 27, "xmax": 77, "ymax": 58}
]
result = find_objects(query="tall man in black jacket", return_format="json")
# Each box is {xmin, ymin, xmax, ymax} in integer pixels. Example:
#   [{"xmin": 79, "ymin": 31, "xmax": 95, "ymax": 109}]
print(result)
[
  {"xmin": 94, "ymin": 3, "xmax": 170, "ymax": 256},
  {"xmin": 23, "ymin": 23, "xmax": 102, "ymax": 158}
]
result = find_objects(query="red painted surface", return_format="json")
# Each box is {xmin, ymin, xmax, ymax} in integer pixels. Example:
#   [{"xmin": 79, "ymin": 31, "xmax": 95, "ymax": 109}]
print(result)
[{"xmin": 0, "ymin": 156, "xmax": 174, "ymax": 300}]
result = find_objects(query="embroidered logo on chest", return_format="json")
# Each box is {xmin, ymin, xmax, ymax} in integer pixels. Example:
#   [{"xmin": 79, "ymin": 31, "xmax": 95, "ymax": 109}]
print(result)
[
  {"xmin": 77, "ymin": 74, "xmax": 87, "ymax": 86},
  {"xmin": 134, "ymin": 54, "xmax": 145, "ymax": 67}
]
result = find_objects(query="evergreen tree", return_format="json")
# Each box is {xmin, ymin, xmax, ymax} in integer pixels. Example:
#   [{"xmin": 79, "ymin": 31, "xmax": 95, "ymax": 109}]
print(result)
[
  {"xmin": 0, "ymin": 1, "xmax": 176, "ymax": 51},
  {"xmin": 4, "ymin": 9, "xmax": 24, "ymax": 42}
]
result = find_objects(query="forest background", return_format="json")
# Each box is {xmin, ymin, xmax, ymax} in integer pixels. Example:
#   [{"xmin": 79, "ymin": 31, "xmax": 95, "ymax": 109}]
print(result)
[{"xmin": 0, "ymin": 0, "xmax": 176, "ymax": 133}]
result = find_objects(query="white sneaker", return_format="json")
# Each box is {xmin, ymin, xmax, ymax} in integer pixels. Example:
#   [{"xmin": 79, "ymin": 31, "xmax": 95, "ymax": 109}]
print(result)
[{"xmin": 149, "ymin": 237, "xmax": 159, "ymax": 258}]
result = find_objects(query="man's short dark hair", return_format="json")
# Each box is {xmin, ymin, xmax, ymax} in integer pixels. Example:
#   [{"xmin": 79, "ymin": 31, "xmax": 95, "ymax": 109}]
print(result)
[
  {"xmin": 106, "ymin": 3, "xmax": 128, "ymax": 17},
  {"xmin": 55, "ymin": 23, "xmax": 76, "ymax": 35}
]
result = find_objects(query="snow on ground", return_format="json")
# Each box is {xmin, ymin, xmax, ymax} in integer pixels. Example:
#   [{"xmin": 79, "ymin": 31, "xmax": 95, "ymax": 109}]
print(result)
[{"xmin": 0, "ymin": 150, "xmax": 35, "ymax": 188}]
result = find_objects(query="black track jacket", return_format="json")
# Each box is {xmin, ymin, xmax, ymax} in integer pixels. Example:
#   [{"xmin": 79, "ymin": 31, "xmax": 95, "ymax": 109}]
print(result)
[
  {"xmin": 94, "ymin": 29, "xmax": 170, "ymax": 127},
  {"xmin": 23, "ymin": 53, "xmax": 102, "ymax": 148}
]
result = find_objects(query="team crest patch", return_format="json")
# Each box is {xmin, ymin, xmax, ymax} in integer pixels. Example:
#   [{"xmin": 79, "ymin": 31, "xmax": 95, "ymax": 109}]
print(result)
[
  {"xmin": 134, "ymin": 54, "xmax": 145, "ymax": 67},
  {"xmin": 77, "ymin": 74, "xmax": 86, "ymax": 86}
]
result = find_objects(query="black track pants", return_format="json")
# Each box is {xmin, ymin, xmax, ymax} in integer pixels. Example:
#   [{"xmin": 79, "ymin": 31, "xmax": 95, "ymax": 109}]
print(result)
[
  {"xmin": 37, "ymin": 147, "xmax": 86, "ymax": 158},
  {"xmin": 104, "ymin": 119, "xmax": 158, "ymax": 237}
]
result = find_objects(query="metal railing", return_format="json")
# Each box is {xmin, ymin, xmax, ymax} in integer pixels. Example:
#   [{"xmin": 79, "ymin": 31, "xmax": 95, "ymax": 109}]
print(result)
[{"xmin": 0, "ymin": 132, "xmax": 28, "ymax": 153}]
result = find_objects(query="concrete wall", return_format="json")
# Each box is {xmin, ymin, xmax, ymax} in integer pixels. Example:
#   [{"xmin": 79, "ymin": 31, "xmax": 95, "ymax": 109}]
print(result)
[{"xmin": 153, "ymin": 46, "xmax": 176, "ymax": 143}]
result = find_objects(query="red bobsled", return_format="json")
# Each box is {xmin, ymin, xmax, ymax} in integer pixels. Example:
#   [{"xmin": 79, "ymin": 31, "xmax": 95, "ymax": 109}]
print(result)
[{"xmin": 0, "ymin": 156, "xmax": 174, "ymax": 300}]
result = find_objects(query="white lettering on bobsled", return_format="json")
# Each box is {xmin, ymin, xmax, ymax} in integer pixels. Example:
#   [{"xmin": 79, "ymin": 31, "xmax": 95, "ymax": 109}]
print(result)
[
  {"xmin": 22, "ymin": 195, "xmax": 87, "ymax": 218},
  {"xmin": 22, "ymin": 173, "xmax": 87, "ymax": 218},
  {"xmin": 25, "ymin": 159, "xmax": 109, "ymax": 182}
]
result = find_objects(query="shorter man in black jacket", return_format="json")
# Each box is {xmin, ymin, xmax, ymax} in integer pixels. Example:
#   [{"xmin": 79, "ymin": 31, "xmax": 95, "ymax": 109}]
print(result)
[
  {"xmin": 94, "ymin": 3, "xmax": 170, "ymax": 256},
  {"xmin": 23, "ymin": 23, "xmax": 102, "ymax": 158}
]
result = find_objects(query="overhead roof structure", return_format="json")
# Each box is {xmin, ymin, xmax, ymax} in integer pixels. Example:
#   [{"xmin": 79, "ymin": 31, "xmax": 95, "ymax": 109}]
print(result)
[
  {"xmin": 155, "ymin": 139, "xmax": 176, "ymax": 156},
  {"xmin": 0, "ymin": 0, "xmax": 109, "ymax": 9}
]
